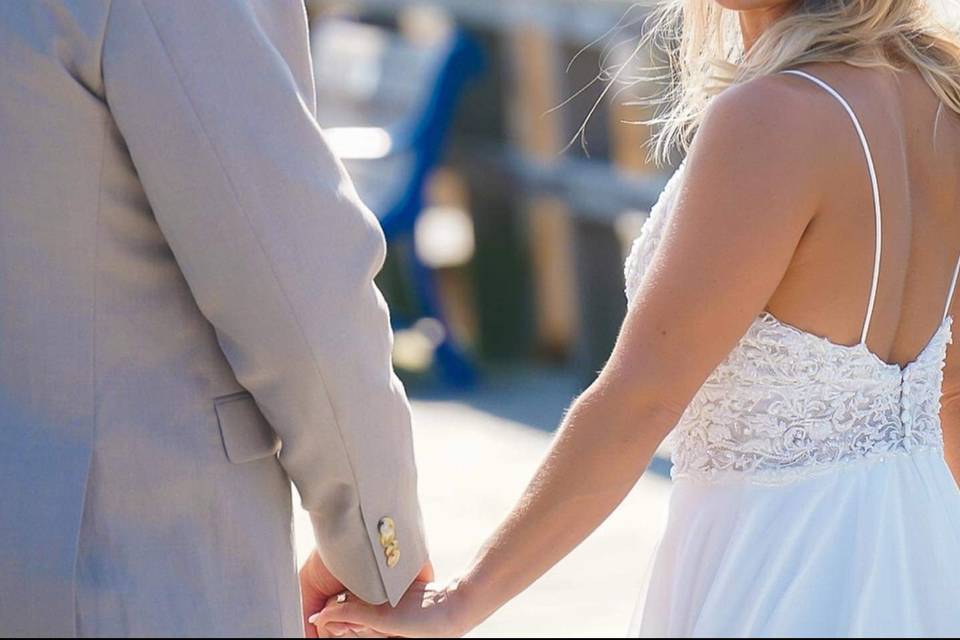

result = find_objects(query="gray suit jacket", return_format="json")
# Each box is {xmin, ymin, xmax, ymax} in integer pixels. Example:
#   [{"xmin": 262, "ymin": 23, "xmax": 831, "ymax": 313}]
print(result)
[{"xmin": 0, "ymin": 1, "xmax": 427, "ymax": 636}]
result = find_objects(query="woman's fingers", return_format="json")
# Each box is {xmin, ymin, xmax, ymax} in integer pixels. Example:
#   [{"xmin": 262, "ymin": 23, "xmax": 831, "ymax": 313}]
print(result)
[
  {"xmin": 321, "ymin": 622, "xmax": 383, "ymax": 638},
  {"xmin": 311, "ymin": 599, "xmax": 385, "ymax": 632},
  {"xmin": 345, "ymin": 624, "xmax": 388, "ymax": 638},
  {"xmin": 322, "ymin": 622, "xmax": 349, "ymax": 637}
]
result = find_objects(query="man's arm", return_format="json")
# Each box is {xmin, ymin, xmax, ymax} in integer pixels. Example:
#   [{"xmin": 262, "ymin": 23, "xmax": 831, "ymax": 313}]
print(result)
[{"xmin": 101, "ymin": 0, "xmax": 427, "ymax": 606}]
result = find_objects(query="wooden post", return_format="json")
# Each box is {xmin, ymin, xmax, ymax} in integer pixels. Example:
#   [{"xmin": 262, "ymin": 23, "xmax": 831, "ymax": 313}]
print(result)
[
  {"xmin": 507, "ymin": 24, "xmax": 579, "ymax": 360},
  {"xmin": 455, "ymin": 26, "xmax": 537, "ymax": 361}
]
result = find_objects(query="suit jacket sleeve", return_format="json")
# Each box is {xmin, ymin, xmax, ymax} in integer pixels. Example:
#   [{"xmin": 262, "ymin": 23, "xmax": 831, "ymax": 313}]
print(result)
[{"xmin": 101, "ymin": 0, "xmax": 427, "ymax": 606}]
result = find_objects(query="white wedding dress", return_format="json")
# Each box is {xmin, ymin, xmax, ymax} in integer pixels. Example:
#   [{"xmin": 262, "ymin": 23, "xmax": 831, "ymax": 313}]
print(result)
[{"xmin": 626, "ymin": 70, "xmax": 960, "ymax": 637}]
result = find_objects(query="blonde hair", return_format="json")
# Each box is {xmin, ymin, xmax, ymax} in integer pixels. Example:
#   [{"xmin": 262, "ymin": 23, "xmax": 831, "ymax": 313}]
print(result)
[{"xmin": 641, "ymin": 0, "xmax": 960, "ymax": 163}]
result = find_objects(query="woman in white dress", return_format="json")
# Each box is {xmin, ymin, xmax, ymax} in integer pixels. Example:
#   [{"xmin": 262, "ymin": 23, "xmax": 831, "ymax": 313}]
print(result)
[{"xmin": 313, "ymin": 1, "xmax": 960, "ymax": 636}]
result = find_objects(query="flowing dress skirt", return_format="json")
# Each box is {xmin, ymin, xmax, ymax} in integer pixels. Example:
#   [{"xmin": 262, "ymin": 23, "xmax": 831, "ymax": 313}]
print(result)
[{"xmin": 631, "ymin": 448, "xmax": 960, "ymax": 637}]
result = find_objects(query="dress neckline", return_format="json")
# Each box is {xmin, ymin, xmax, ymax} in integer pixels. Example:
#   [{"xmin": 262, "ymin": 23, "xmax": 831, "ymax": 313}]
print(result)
[{"xmin": 757, "ymin": 311, "xmax": 952, "ymax": 375}]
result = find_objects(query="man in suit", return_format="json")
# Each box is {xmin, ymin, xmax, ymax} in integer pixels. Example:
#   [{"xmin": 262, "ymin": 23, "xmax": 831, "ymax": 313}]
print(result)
[{"xmin": 0, "ymin": 1, "xmax": 429, "ymax": 636}]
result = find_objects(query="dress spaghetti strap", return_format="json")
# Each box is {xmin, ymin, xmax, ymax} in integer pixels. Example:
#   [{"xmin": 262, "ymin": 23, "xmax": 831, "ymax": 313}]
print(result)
[
  {"xmin": 781, "ymin": 69, "xmax": 883, "ymax": 345},
  {"xmin": 944, "ymin": 254, "xmax": 960, "ymax": 321}
]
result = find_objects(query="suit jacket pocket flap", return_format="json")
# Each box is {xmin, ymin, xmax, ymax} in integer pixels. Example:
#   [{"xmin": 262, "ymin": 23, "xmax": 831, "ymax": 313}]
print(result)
[{"xmin": 214, "ymin": 392, "xmax": 281, "ymax": 464}]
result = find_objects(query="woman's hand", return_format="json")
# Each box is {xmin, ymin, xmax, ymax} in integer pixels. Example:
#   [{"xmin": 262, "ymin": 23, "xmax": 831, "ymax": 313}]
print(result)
[{"xmin": 310, "ymin": 580, "xmax": 476, "ymax": 638}]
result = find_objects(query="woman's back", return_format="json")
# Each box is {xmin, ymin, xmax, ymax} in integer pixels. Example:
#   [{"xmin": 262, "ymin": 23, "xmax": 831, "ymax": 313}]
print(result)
[{"xmin": 767, "ymin": 63, "xmax": 960, "ymax": 367}]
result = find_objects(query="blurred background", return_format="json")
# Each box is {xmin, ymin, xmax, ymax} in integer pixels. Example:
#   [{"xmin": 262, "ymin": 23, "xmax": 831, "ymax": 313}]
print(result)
[
  {"xmin": 294, "ymin": 0, "xmax": 960, "ymax": 636},
  {"xmin": 305, "ymin": 0, "xmax": 672, "ymax": 389}
]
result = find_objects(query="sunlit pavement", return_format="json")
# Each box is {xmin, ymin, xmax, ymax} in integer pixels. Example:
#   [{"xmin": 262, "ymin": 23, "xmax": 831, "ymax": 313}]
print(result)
[{"xmin": 295, "ymin": 369, "xmax": 673, "ymax": 637}]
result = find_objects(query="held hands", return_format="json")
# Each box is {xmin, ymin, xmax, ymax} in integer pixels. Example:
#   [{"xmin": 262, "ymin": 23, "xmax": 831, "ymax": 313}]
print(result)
[
  {"xmin": 310, "ymin": 578, "xmax": 475, "ymax": 638},
  {"xmin": 301, "ymin": 549, "xmax": 445, "ymax": 638}
]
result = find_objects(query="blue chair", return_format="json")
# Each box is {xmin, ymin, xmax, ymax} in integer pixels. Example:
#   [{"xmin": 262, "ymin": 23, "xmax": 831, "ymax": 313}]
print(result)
[{"xmin": 312, "ymin": 19, "xmax": 484, "ymax": 386}]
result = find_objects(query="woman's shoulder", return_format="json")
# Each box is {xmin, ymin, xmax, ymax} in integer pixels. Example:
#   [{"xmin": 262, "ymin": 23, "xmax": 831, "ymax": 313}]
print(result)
[
  {"xmin": 701, "ymin": 70, "xmax": 847, "ymax": 150},
  {"xmin": 691, "ymin": 69, "xmax": 861, "ymax": 194}
]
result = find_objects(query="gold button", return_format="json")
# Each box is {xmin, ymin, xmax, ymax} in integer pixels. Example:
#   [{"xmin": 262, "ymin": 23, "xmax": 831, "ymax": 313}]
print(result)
[
  {"xmin": 378, "ymin": 517, "xmax": 397, "ymax": 548},
  {"xmin": 378, "ymin": 517, "xmax": 396, "ymax": 539},
  {"xmin": 386, "ymin": 546, "xmax": 401, "ymax": 568},
  {"xmin": 384, "ymin": 540, "xmax": 400, "ymax": 567}
]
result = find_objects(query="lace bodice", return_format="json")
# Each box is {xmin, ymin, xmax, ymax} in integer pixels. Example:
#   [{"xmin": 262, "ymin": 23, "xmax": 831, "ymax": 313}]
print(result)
[{"xmin": 625, "ymin": 161, "xmax": 952, "ymax": 485}]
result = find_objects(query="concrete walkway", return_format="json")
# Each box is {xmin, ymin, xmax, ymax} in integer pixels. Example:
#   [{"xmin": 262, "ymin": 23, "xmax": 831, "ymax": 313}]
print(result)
[{"xmin": 295, "ymin": 370, "xmax": 672, "ymax": 637}]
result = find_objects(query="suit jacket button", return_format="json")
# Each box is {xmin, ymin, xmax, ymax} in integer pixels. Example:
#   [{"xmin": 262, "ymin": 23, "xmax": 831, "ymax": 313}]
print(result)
[
  {"xmin": 378, "ymin": 517, "xmax": 397, "ymax": 547},
  {"xmin": 378, "ymin": 517, "xmax": 396, "ymax": 539},
  {"xmin": 386, "ymin": 546, "xmax": 401, "ymax": 568}
]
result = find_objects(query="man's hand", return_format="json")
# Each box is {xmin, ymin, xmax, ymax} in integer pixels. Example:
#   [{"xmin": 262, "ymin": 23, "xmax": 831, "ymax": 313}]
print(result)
[
  {"xmin": 300, "ymin": 550, "xmax": 346, "ymax": 638},
  {"xmin": 301, "ymin": 549, "xmax": 435, "ymax": 638}
]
